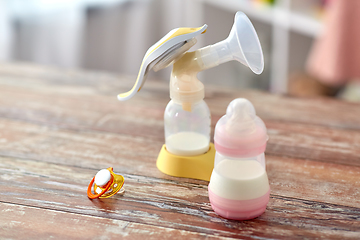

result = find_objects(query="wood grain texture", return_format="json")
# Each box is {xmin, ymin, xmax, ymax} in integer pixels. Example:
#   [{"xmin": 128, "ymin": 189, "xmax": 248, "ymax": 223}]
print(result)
[
  {"xmin": 0, "ymin": 63, "xmax": 360, "ymax": 239},
  {"xmin": 0, "ymin": 119, "xmax": 359, "ymax": 208},
  {"xmin": 1, "ymin": 157, "xmax": 359, "ymax": 239},
  {"xmin": 1, "ymin": 79, "xmax": 360, "ymax": 168},
  {"xmin": 1, "ymin": 202, "xmax": 230, "ymax": 240}
]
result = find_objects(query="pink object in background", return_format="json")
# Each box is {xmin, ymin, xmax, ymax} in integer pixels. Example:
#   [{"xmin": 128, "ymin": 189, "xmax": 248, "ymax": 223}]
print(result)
[{"xmin": 307, "ymin": 0, "xmax": 360, "ymax": 86}]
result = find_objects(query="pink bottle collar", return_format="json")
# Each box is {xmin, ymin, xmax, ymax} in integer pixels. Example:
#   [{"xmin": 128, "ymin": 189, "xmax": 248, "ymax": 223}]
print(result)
[
  {"xmin": 208, "ymin": 186, "xmax": 270, "ymax": 220},
  {"xmin": 214, "ymin": 142, "xmax": 267, "ymax": 158}
]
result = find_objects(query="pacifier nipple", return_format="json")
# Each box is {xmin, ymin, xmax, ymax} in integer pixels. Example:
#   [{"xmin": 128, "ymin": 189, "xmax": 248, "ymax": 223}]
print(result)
[
  {"xmin": 94, "ymin": 169, "xmax": 111, "ymax": 187},
  {"xmin": 87, "ymin": 167, "xmax": 125, "ymax": 199}
]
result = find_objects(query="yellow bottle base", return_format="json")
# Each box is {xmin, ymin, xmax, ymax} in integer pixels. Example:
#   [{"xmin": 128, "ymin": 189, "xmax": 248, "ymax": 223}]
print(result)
[{"xmin": 156, "ymin": 143, "xmax": 215, "ymax": 181}]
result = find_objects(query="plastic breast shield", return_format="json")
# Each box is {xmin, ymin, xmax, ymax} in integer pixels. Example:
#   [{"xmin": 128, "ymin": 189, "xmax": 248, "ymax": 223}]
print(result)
[
  {"xmin": 208, "ymin": 98, "xmax": 270, "ymax": 220},
  {"xmin": 194, "ymin": 11, "xmax": 264, "ymax": 74}
]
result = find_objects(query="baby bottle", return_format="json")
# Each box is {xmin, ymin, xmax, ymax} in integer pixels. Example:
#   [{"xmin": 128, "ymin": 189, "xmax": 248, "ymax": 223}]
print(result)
[
  {"xmin": 164, "ymin": 69, "xmax": 211, "ymax": 156},
  {"xmin": 208, "ymin": 98, "xmax": 270, "ymax": 220}
]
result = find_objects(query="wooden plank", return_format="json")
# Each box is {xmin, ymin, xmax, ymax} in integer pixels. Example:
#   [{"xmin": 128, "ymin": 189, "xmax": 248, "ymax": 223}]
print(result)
[
  {"xmin": 0, "ymin": 83, "xmax": 165, "ymax": 140},
  {"xmin": 207, "ymin": 90, "xmax": 360, "ymax": 130},
  {"xmin": 0, "ymin": 202, "xmax": 229, "ymax": 240},
  {"xmin": 1, "ymin": 157, "xmax": 360, "ymax": 239},
  {"xmin": 1, "ymin": 63, "xmax": 360, "ymax": 131},
  {"xmin": 0, "ymin": 65, "xmax": 360, "ymax": 168},
  {"xmin": 0, "ymin": 118, "xmax": 162, "ymax": 176},
  {"xmin": 1, "ymin": 63, "xmax": 360, "ymax": 239},
  {"xmin": 267, "ymin": 156, "xmax": 360, "ymax": 208},
  {"xmin": 0, "ymin": 118, "xmax": 360, "ymax": 207},
  {"xmin": 1, "ymin": 107, "xmax": 360, "ymax": 173},
  {"xmin": 266, "ymin": 121, "xmax": 360, "ymax": 167}
]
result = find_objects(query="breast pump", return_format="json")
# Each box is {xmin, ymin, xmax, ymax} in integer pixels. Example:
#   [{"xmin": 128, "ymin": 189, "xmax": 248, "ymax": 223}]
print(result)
[{"xmin": 117, "ymin": 12, "xmax": 264, "ymax": 181}]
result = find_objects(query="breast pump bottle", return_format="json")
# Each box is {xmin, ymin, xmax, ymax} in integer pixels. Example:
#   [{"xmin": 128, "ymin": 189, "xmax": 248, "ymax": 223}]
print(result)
[
  {"xmin": 164, "ymin": 101, "xmax": 211, "ymax": 156},
  {"xmin": 164, "ymin": 69, "xmax": 210, "ymax": 156},
  {"xmin": 157, "ymin": 50, "xmax": 214, "ymax": 180},
  {"xmin": 208, "ymin": 98, "xmax": 270, "ymax": 220}
]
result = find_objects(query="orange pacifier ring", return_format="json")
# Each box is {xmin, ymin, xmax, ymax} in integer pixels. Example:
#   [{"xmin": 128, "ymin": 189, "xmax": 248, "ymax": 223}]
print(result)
[{"xmin": 87, "ymin": 167, "xmax": 125, "ymax": 199}]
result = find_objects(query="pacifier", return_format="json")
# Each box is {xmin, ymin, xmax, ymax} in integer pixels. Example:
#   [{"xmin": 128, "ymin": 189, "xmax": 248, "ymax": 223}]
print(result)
[{"xmin": 87, "ymin": 167, "xmax": 125, "ymax": 199}]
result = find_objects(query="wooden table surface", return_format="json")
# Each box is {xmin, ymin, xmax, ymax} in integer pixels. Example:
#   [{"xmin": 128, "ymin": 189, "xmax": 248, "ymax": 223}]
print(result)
[{"xmin": 0, "ymin": 63, "xmax": 360, "ymax": 239}]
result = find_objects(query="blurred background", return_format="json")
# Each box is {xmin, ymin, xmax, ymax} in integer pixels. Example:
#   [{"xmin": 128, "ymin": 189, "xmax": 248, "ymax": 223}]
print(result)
[{"xmin": 1, "ymin": 0, "xmax": 360, "ymax": 100}]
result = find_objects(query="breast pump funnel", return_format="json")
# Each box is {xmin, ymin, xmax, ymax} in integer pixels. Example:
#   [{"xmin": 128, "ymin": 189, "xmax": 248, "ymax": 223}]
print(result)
[{"xmin": 198, "ymin": 11, "xmax": 264, "ymax": 74}]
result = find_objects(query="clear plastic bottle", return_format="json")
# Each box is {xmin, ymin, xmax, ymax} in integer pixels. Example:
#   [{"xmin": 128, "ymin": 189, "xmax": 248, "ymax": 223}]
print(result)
[
  {"xmin": 163, "ymin": 64, "xmax": 211, "ymax": 157},
  {"xmin": 164, "ymin": 99, "xmax": 210, "ymax": 156},
  {"xmin": 208, "ymin": 98, "xmax": 270, "ymax": 220}
]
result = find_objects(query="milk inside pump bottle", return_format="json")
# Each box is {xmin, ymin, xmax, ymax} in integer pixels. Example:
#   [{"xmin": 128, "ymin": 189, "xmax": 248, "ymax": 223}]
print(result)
[
  {"xmin": 208, "ymin": 98, "xmax": 270, "ymax": 220},
  {"xmin": 164, "ymin": 68, "xmax": 211, "ymax": 156}
]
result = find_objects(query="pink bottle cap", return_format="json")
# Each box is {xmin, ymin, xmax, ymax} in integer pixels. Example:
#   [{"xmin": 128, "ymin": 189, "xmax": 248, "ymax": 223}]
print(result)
[{"xmin": 214, "ymin": 98, "xmax": 268, "ymax": 158}]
